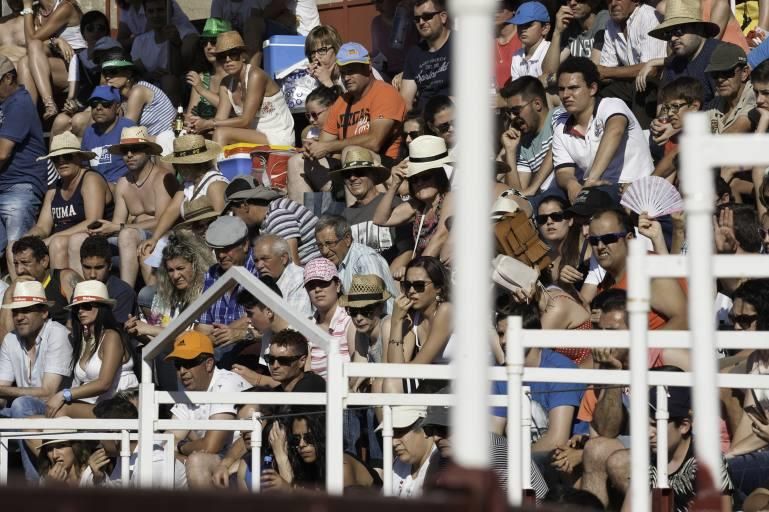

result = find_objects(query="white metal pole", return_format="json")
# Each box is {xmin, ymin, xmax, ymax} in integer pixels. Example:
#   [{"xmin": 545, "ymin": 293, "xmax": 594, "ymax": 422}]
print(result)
[
  {"xmin": 655, "ymin": 385, "xmax": 669, "ymax": 488},
  {"xmin": 680, "ymin": 113, "xmax": 720, "ymax": 486},
  {"xmin": 251, "ymin": 412, "xmax": 262, "ymax": 493},
  {"xmin": 521, "ymin": 388, "xmax": 532, "ymax": 492},
  {"xmin": 449, "ymin": 0, "xmax": 495, "ymax": 470},
  {"xmin": 506, "ymin": 315, "xmax": 524, "ymax": 505},
  {"xmin": 137, "ymin": 358, "xmax": 155, "ymax": 488},
  {"xmin": 628, "ymin": 239, "xmax": 651, "ymax": 512},
  {"xmin": 120, "ymin": 429, "xmax": 131, "ymax": 486},
  {"xmin": 382, "ymin": 405, "xmax": 393, "ymax": 497},
  {"xmin": 0, "ymin": 437, "xmax": 7, "ymax": 485},
  {"xmin": 325, "ymin": 337, "xmax": 344, "ymax": 494}
]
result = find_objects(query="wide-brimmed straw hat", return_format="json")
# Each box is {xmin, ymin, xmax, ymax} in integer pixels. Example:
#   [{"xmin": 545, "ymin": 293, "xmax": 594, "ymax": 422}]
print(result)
[
  {"xmin": 407, "ymin": 136, "xmax": 453, "ymax": 178},
  {"xmin": 330, "ymin": 147, "xmax": 390, "ymax": 185},
  {"xmin": 37, "ymin": 131, "xmax": 96, "ymax": 162},
  {"xmin": 648, "ymin": 0, "xmax": 719, "ymax": 40},
  {"xmin": 38, "ymin": 420, "xmax": 77, "ymax": 448},
  {"xmin": 1, "ymin": 281, "xmax": 54, "ymax": 310},
  {"xmin": 177, "ymin": 195, "xmax": 220, "ymax": 230},
  {"xmin": 213, "ymin": 31, "xmax": 246, "ymax": 54},
  {"xmin": 66, "ymin": 280, "xmax": 116, "ymax": 309},
  {"xmin": 161, "ymin": 134, "xmax": 222, "ymax": 164},
  {"xmin": 108, "ymin": 126, "xmax": 163, "ymax": 155},
  {"xmin": 338, "ymin": 275, "xmax": 392, "ymax": 308}
]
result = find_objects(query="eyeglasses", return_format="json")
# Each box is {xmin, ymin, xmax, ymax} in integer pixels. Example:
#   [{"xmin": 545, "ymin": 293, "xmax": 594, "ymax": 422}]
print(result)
[
  {"xmin": 434, "ymin": 120, "xmax": 453, "ymax": 134},
  {"xmin": 316, "ymin": 238, "xmax": 343, "ymax": 250},
  {"xmin": 404, "ymin": 130, "xmax": 421, "ymax": 140},
  {"xmin": 264, "ymin": 354, "xmax": 303, "ymax": 366},
  {"xmin": 73, "ymin": 302, "xmax": 96, "ymax": 311},
  {"xmin": 216, "ymin": 49, "xmax": 242, "ymax": 62},
  {"xmin": 89, "ymin": 99, "xmax": 115, "ymax": 109},
  {"xmin": 422, "ymin": 424, "xmax": 448, "ymax": 438},
  {"xmin": 588, "ymin": 232, "xmax": 628, "ymax": 246},
  {"xmin": 505, "ymin": 100, "xmax": 533, "ymax": 117},
  {"xmin": 305, "ymin": 109, "xmax": 327, "ymax": 122},
  {"xmin": 401, "ymin": 280, "xmax": 433, "ymax": 293},
  {"xmin": 305, "ymin": 279, "xmax": 334, "ymax": 291},
  {"xmin": 409, "ymin": 171, "xmax": 437, "ymax": 184},
  {"xmin": 85, "ymin": 23, "xmax": 107, "ymax": 32},
  {"xmin": 413, "ymin": 11, "xmax": 442, "ymax": 23},
  {"xmin": 52, "ymin": 154, "xmax": 77, "ymax": 164},
  {"xmin": 346, "ymin": 305, "xmax": 378, "ymax": 317},
  {"xmin": 201, "ymin": 37, "xmax": 216, "ymax": 47},
  {"xmin": 710, "ymin": 66, "xmax": 741, "ymax": 79},
  {"xmin": 730, "ymin": 314, "xmax": 759, "ymax": 329},
  {"xmin": 307, "ymin": 46, "xmax": 334, "ymax": 59},
  {"xmin": 289, "ymin": 432, "xmax": 316, "ymax": 446},
  {"xmin": 660, "ymin": 101, "xmax": 691, "ymax": 115},
  {"xmin": 174, "ymin": 356, "xmax": 210, "ymax": 370},
  {"xmin": 662, "ymin": 26, "xmax": 688, "ymax": 39},
  {"xmin": 536, "ymin": 211, "xmax": 568, "ymax": 224}
]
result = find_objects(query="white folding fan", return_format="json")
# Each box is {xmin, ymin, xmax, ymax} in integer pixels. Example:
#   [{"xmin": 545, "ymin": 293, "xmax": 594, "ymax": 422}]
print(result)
[{"xmin": 620, "ymin": 176, "xmax": 683, "ymax": 218}]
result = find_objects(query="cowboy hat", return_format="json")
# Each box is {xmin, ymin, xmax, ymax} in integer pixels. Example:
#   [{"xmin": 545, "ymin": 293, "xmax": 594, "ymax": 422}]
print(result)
[
  {"xmin": 1, "ymin": 281, "xmax": 54, "ymax": 310},
  {"xmin": 36, "ymin": 131, "xmax": 96, "ymax": 162},
  {"xmin": 330, "ymin": 147, "xmax": 390, "ymax": 185},
  {"xmin": 648, "ymin": 0, "xmax": 719, "ymax": 40},
  {"xmin": 213, "ymin": 31, "xmax": 246, "ymax": 55},
  {"xmin": 177, "ymin": 195, "xmax": 221, "ymax": 230},
  {"xmin": 161, "ymin": 134, "xmax": 222, "ymax": 164},
  {"xmin": 338, "ymin": 275, "xmax": 392, "ymax": 308},
  {"xmin": 108, "ymin": 126, "xmax": 163, "ymax": 155},
  {"xmin": 406, "ymin": 135, "xmax": 453, "ymax": 177},
  {"xmin": 66, "ymin": 280, "xmax": 116, "ymax": 309},
  {"xmin": 38, "ymin": 421, "xmax": 78, "ymax": 448}
]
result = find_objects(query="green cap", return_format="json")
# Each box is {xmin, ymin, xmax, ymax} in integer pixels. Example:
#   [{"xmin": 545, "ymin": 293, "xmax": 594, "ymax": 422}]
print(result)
[
  {"xmin": 100, "ymin": 59, "xmax": 135, "ymax": 69},
  {"xmin": 201, "ymin": 18, "xmax": 232, "ymax": 38},
  {"xmin": 704, "ymin": 42, "xmax": 747, "ymax": 74}
]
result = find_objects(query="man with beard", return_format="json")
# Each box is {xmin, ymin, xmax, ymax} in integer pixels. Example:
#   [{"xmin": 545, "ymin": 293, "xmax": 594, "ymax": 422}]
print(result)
[
  {"xmin": 81, "ymin": 85, "xmax": 136, "ymax": 183},
  {"xmin": 86, "ymin": 126, "xmax": 178, "ymax": 287}
]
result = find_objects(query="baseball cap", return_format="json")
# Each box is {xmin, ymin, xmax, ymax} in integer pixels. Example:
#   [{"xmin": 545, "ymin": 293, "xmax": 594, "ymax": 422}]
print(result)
[
  {"xmin": 649, "ymin": 385, "xmax": 691, "ymax": 419},
  {"xmin": 205, "ymin": 215, "xmax": 248, "ymax": 248},
  {"xmin": 567, "ymin": 187, "xmax": 615, "ymax": 218},
  {"xmin": 704, "ymin": 42, "xmax": 747, "ymax": 73},
  {"xmin": 0, "ymin": 55, "xmax": 15, "ymax": 77},
  {"xmin": 336, "ymin": 42, "xmax": 371, "ymax": 66},
  {"xmin": 376, "ymin": 405, "xmax": 427, "ymax": 431},
  {"xmin": 303, "ymin": 257, "xmax": 339, "ymax": 285},
  {"xmin": 165, "ymin": 331, "xmax": 215, "ymax": 361},
  {"xmin": 507, "ymin": 1, "xmax": 550, "ymax": 25},
  {"xmin": 88, "ymin": 85, "xmax": 121, "ymax": 104}
]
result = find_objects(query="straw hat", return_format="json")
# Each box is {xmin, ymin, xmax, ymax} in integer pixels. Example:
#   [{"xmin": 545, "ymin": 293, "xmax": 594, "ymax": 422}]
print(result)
[
  {"xmin": 213, "ymin": 31, "xmax": 246, "ymax": 54},
  {"xmin": 338, "ymin": 275, "xmax": 392, "ymax": 308},
  {"xmin": 406, "ymin": 136, "xmax": 453, "ymax": 177},
  {"xmin": 177, "ymin": 195, "xmax": 220, "ymax": 230},
  {"xmin": 108, "ymin": 126, "xmax": 163, "ymax": 155},
  {"xmin": 36, "ymin": 131, "xmax": 96, "ymax": 162},
  {"xmin": 66, "ymin": 280, "xmax": 116, "ymax": 309},
  {"xmin": 161, "ymin": 134, "xmax": 222, "ymax": 164},
  {"xmin": 648, "ymin": 0, "xmax": 719, "ymax": 40},
  {"xmin": 330, "ymin": 147, "xmax": 390, "ymax": 185},
  {"xmin": 1, "ymin": 281, "xmax": 54, "ymax": 310},
  {"xmin": 38, "ymin": 421, "xmax": 78, "ymax": 448}
]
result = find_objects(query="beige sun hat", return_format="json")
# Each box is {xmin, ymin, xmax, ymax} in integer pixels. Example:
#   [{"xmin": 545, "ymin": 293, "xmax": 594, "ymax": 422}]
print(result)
[
  {"xmin": 491, "ymin": 189, "xmax": 534, "ymax": 220},
  {"xmin": 1, "ymin": 281, "xmax": 54, "ymax": 310},
  {"xmin": 648, "ymin": 0, "xmax": 720, "ymax": 40},
  {"xmin": 406, "ymin": 135, "xmax": 453, "ymax": 178},
  {"xmin": 491, "ymin": 254, "xmax": 540, "ymax": 295},
  {"xmin": 330, "ymin": 147, "xmax": 390, "ymax": 185},
  {"xmin": 177, "ymin": 195, "xmax": 220, "ymax": 230},
  {"xmin": 338, "ymin": 275, "xmax": 393, "ymax": 308},
  {"xmin": 161, "ymin": 134, "xmax": 222, "ymax": 164},
  {"xmin": 213, "ymin": 30, "xmax": 246, "ymax": 54},
  {"xmin": 36, "ymin": 131, "xmax": 96, "ymax": 162},
  {"xmin": 66, "ymin": 280, "xmax": 116, "ymax": 309},
  {"xmin": 108, "ymin": 126, "xmax": 163, "ymax": 155}
]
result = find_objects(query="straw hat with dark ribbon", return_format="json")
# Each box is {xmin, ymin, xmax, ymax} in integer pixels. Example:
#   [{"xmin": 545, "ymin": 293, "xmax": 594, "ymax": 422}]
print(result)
[
  {"xmin": 161, "ymin": 134, "xmax": 222, "ymax": 164},
  {"xmin": 648, "ymin": 0, "xmax": 719, "ymax": 40}
]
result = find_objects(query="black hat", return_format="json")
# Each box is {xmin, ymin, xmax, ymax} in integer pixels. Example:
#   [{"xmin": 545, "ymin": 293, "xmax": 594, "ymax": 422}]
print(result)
[
  {"xmin": 567, "ymin": 187, "xmax": 615, "ymax": 217},
  {"xmin": 649, "ymin": 385, "xmax": 691, "ymax": 419}
]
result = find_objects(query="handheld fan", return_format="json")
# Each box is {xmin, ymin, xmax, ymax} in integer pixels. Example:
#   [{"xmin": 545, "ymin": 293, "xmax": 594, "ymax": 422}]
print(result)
[{"xmin": 620, "ymin": 176, "xmax": 683, "ymax": 217}]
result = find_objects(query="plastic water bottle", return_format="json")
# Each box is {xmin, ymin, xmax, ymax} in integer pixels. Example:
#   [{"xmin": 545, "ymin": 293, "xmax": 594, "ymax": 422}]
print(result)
[{"xmin": 390, "ymin": 4, "xmax": 409, "ymax": 50}]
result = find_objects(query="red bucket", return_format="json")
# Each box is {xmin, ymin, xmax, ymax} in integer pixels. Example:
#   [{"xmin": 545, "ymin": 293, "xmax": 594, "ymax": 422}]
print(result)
[{"xmin": 250, "ymin": 146, "xmax": 295, "ymax": 190}]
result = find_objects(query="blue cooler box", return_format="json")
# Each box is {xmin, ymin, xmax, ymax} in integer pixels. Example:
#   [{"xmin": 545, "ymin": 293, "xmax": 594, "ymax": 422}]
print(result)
[{"xmin": 263, "ymin": 35, "xmax": 306, "ymax": 78}]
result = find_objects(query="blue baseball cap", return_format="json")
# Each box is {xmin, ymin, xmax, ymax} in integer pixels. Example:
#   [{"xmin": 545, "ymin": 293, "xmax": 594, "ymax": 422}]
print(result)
[
  {"xmin": 507, "ymin": 1, "xmax": 550, "ymax": 25},
  {"xmin": 88, "ymin": 85, "xmax": 121, "ymax": 104},
  {"xmin": 336, "ymin": 42, "xmax": 370, "ymax": 67}
]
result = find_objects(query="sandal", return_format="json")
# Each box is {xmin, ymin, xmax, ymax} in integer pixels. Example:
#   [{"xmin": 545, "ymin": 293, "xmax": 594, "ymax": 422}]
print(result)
[{"xmin": 42, "ymin": 97, "xmax": 59, "ymax": 120}]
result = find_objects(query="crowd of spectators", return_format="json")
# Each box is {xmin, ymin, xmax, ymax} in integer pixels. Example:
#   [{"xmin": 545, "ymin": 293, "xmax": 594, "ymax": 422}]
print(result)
[{"xmin": 3, "ymin": 0, "xmax": 769, "ymax": 509}]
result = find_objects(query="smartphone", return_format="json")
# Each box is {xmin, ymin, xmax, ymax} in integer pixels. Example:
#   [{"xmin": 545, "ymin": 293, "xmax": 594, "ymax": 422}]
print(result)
[
  {"xmin": 261, "ymin": 454, "xmax": 274, "ymax": 472},
  {"xmin": 87, "ymin": 221, "xmax": 102, "ymax": 230}
]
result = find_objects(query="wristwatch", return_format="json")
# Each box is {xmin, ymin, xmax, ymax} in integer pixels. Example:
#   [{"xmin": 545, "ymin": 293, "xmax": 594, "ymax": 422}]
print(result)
[
  {"xmin": 62, "ymin": 388, "xmax": 72, "ymax": 404},
  {"xmin": 19, "ymin": 7, "xmax": 33, "ymax": 15}
]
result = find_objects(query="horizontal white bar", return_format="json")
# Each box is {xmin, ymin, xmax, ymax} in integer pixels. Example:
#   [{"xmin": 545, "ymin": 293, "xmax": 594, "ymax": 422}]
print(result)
[
  {"xmin": 681, "ymin": 134, "xmax": 769, "ymax": 167},
  {"xmin": 345, "ymin": 363, "xmax": 453, "ymax": 379},
  {"xmin": 0, "ymin": 433, "xmax": 169, "ymax": 441},
  {"xmin": 641, "ymin": 255, "xmax": 769, "ymax": 279},
  {"xmin": 155, "ymin": 420, "xmax": 264, "ymax": 431},
  {"xmin": 519, "ymin": 330, "xmax": 769, "ymax": 350},
  {"xmin": 522, "ymin": 368, "xmax": 769, "ymax": 389},
  {"xmin": 155, "ymin": 391, "xmax": 326, "ymax": 405},
  {"xmin": 346, "ymin": 393, "xmax": 509, "ymax": 407},
  {"xmin": 0, "ymin": 419, "xmax": 138, "ymax": 430}
]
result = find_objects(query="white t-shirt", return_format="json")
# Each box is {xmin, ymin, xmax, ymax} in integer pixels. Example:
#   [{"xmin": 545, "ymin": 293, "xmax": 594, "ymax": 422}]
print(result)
[
  {"xmin": 290, "ymin": 0, "xmax": 320, "ymax": 36},
  {"xmin": 0, "ymin": 320, "xmax": 72, "ymax": 388},
  {"xmin": 510, "ymin": 39, "xmax": 550, "ymax": 81},
  {"xmin": 391, "ymin": 445, "xmax": 440, "ymax": 498},
  {"xmin": 599, "ymin": 3, "xmax": 666, "ymax": 67},
  {"xmin": 551, "ymin": 97, "xmax": 653, "ymax": 184}
]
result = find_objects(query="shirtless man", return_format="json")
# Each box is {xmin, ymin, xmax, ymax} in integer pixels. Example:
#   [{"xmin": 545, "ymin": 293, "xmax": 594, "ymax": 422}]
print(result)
[
  {"xmin": 0, "ymin": 0, "xmax": 30, "ymax": 63},
  {"xmin": 87, "ymin": 126, "xmax": 177, "ymax": 287}
]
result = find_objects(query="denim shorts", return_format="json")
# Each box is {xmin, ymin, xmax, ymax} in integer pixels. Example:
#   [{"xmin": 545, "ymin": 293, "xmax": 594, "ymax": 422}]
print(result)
[{"xmin": 0, "ymin": 183, "xmax": 42, "ymax": 252}]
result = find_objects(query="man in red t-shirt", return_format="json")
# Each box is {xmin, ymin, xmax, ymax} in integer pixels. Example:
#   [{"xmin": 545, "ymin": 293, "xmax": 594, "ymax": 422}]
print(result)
[{"xmin": 305, "ymin": 42, "xmax": 406, "ymax": 166}]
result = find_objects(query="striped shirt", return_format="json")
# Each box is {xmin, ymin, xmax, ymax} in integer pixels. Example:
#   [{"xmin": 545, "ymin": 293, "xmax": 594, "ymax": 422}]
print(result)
[
  {"xmin": 488, "ymin": 432, "xmax": 549, "ymax": 502},
  {"xmin": 199, "ymin": 250, "xmax": 259, "ymax": 325},
  {"xmin": 136, "ymin": 81, "xmax": 176, "ymax": 136},
  {"xmin": 516, "ymin": 107, "xmax": 564, "ymax": 191},
  {"xmin": 277, "ymin": 262, "xmax": 313, "ymax": 318},
  {"xmin": 310, "ymin": 305, "xmax": 352, "ymax": 379},
  {"xmin": 262, "ymin": 198, "xmax": 321, "ymax": 265},
  {"xmin": 599, "ymin": 4, "xmax": 666, "ymax": 67}
]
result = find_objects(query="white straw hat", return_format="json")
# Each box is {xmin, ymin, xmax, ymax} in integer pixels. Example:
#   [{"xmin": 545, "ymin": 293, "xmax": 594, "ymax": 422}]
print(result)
[
  {"xmin": 66, "ymin": 280, "xmax": 116, "ymax": 309},
  {"xmin": 1, "ymin": 281, "xmax": 54, "ymax": 310},
  {"xmin": 406, "ymin": 136, "xmax": 453, "ymax": 177}
]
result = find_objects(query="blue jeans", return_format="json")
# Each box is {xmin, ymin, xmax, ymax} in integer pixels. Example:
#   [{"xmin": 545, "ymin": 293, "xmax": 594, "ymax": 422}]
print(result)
[
  {"xmin": 0, "ymin": 396, "xmax": 47, "ymax": 481},
  {"xmin": 0, "ymin": 184, "xmax": 42, "ymax": 252},
  {"xmin": 728, "ymin": 449, "xmax": 769, "ymax": 503}
]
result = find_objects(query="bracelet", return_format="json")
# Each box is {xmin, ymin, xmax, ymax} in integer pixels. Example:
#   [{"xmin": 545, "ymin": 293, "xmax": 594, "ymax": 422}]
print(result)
[
  {"xmin": 388, "ymin": 339, "xmax": 404, "ymax": 346},
  {"xmin": 20, "ymin": 7, "xmax": 33, "ymax": 15}
]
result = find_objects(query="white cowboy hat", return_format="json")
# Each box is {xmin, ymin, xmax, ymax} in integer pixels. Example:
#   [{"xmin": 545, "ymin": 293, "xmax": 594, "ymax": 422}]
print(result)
[
  {"xmin": 66, "ymin": 280, "xmax": 116, "ymax": 309},
  {"xmin": 1, "ymin": 281, "xmax": 54, "ymax": 310},
  {"xmin": 406, "ymin": 135, "xmax": 453, "ymax": 178},
  {"xmin": 491, "ymin": 254, "xmax": 540, "ymax": 295}
]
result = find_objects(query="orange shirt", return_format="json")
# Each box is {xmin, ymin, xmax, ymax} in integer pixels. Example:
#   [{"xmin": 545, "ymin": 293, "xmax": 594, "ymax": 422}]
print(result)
[
  {"xmin": 322, "ymin": 79, "xmax": 406, "ymax": 159},
  {"xmin": 602, "ymin": 271, "xmax": 688, "ymax": 331}
]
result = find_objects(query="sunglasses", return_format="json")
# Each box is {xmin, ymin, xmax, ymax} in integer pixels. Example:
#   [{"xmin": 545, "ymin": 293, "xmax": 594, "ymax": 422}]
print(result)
[
  {"xmin": 305, "ymin": 279, "xmax": 335, "ymax": 291},
  {"xmin": 404, "ymin": 130, "xmax": 420, "ymax": 140},
  {"xmin": 346, "ymin": 305, "xmax": 378, "ymax": 317},
  {"xmin": 434, "ymin": 120, "xmax": 453, "ymax": 134},
  {"xmin": 201, "ymin": 37, "xmax": 216, "ymax": 47},
  {"xmin": 710, "ymin": 66, "xmax": 742, "ymax": 79},
  {"xmin": 401, "ymin": 280, "xmax": 433, "ymax": 293},
  {"xmin": 289, "ymin": 432, "xmax": 315, "ymax": 446},
  {"xmin": 660, "ymin": 101, "xmax": 690, "ymax": 115},
  {"xmin": 216, "ymin": 49, "xmax": 242, "ymax": 62},
  {"xmin": 264, "ymin": 354, "xmax": 303, "ymax": 366},
  {"xmin": 730, "ymin": 314, "xmax": 759, "ymax": 329},
  {"xmin": 174, "ymin": 356, "xmax": 210, "ymax": 370},
  {"xmin": 760, "ymin": 227, "xmax": 769, "ymax": 238},
  {"xmin": 52, "ymin": 153, "xmax": 77, "ymax": 164},
  {"xmin": 305, "ymin": 109, "xmax": 327, "ymax": 122},
  {"xmin": 73, "ymin": 302, "xmax": 97, "ymax": 311},
  {"xmin": 409, "ymin": 170, "xmax": 437, "ymax": 184},
  {"xmin": 342, "ymin": 169, "xmax": 370, "ymax": 180},
  {"xmin": 588, "ymin": 232, "xmax": 628, "ymax": 246},
  {"xmin": 505, "ymin": 100, "xmax": 533, "ymax": 117},
  {"xmin": 423, "ymin": 424, "xmax": 448, "ymax": 438},
  {"xmin": 85, "ymin": 23, "xmax": 107, "ymax": 32},
  {"xmin": 413, "ymin": 11, "xmax": 442, "ymax": 23},
  {"xmin": 536, "ymin": 211, "xmax": 568, "ymax": 224},
  {"xmin": 123, "ymin": 144, "xmax": 150, "ymax": 155},
  {"xmin": 89, "ymin": 99, "xmax": 115, "ymax": 109}
]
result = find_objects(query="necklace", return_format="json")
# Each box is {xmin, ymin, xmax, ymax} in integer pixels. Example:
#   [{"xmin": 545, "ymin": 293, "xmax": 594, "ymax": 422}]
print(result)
[{"xmin": 134, "ymin": 160, "xmax": 155, "ymax": 188}]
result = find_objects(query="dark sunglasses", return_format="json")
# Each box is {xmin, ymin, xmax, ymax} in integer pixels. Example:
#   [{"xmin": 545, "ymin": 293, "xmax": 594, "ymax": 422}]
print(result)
[
  {"xmin": 201, "ymin": 37, "xmax": 216, "ymax": 47},
  {"xmin": 401, "ymin": 280, "xmax": 433, "ymax": 293},
  {"xmin": 305, "ymin": 279, "xmax": 335, "ymax": 290},
  {"xmin": 760, "ymin": 227, "xmax": 769, "ymax": 239},
  {"xmin": 414, "ymin": 11, "xmax": 442, "ymax": 23},
  {"xmin": 404, "ymin": 130, "xmax": 420, "ymax": 140},
  {"xmin": 346, "ymin": 305, "xmax": 378, "ymax": 317},
  {"xmin": 710, "ymin": 66, "xmax": 742, "ymax": 79},
  {"xmin": 289, "ymin": 432, "xmax": 315, "ymax": 446},
  {"xmin": 409, "ymin": 170, "xmax": 438, "ymax": 184},
  {"xmin": 730, "ymin": 314, "xmax": 759, "ymax": 329},
  {"xmin": 435, "ymin": 120, "xmax": 453, "ymax": 134},
  {"xmin": 89, "ymin": 99, "xmax": 115, "ymax": 109},
  {"xmin": 342, "ymin": 169, "xmax": 370, "ymax": 180},
  {"xmin": 588, "ymin": 232, "xmax": 627, "ymax": 246},
  {"xmin": 264, "ymin": 354, "xmax": 303, "ymax": 366},
  {"xmin": 536, "ymin": 211, "xmax": 568, "ymax": 224},
  {"xmin": 85, "ymin": 23, "xmax": 107, "ymax": 32},
  {"xmin": 123, "ymin": 144, "xmax": 151, "ymax": 155},
  {"xmin": 216, "ymin": 49, "xmax": 242, "ymax": 62},
  {"xmin": 423, "ymin": 424, "xmax": 448, "ymax": 438},
  {"xmin": 52, "ymin": 153, "xmax": 77, "ymax": 164},
  {"xmin": 174, "ymin": 356, "xmax": 210, "ymax": 370},
  {"xmin": 305, "ymin": 109, "xmax": 327, "ymax": 121},
  {"xmin": 73, "ymin": 302, "xmax": 97, "ymax": 311}
]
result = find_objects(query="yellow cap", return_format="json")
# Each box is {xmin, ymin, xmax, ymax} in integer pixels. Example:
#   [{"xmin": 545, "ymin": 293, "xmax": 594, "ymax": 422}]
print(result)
[{"xmin": 165, "ymin": 331, "xmax": 215, "ymax": 360}]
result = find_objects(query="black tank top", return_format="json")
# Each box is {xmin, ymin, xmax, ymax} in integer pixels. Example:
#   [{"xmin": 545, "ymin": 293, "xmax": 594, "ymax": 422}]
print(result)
[
  {"xmin": 45, "ymin": 269, "xmax": 70, "ymax": 326},
  {"xmin": 50, "ymin": 170, "xmax": 114, "ymax": 234}
]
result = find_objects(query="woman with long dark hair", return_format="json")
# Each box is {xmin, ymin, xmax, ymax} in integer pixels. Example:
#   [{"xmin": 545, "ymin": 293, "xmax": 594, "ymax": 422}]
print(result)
[
  {"xmin": 46, "ymin": 280, "xmax": 137, "ymax": 418},
  {"xmin": 35, "ymin": 439, "xmax": 96, "ymax": 486}
]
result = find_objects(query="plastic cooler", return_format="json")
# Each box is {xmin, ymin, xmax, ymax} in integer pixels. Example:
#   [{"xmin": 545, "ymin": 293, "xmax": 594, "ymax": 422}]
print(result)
[
  {"xmin": 221, "ymin": 143, "xmax": 296, "ymax": 190},
  {"xmin": 263, "ymin": 35, "xmax": 306, "ymax": 78}
]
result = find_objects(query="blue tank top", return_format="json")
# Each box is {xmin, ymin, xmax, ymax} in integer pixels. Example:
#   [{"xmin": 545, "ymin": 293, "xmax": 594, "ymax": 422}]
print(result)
[{"xmin": 50, "ymin": 170, "xmax": 114, "ymax": 233}]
